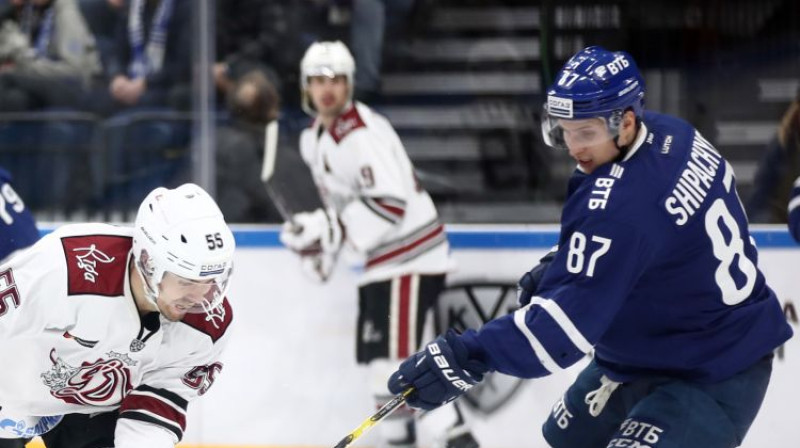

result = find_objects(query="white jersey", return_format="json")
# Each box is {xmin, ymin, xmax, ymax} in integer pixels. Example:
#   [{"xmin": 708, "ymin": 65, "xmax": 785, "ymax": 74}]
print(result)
[
  {"xmin": 300, "ymin": 101, "xmax": 453, "ymax": 283},
  {"xmin": 0, "ymin": 223, "xmax": 233, "ymax": 447}
]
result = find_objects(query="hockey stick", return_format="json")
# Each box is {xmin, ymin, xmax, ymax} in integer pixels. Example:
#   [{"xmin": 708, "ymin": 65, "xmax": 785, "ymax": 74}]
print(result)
[
  {"xmin": 332, "ymin": 387, "xmax": 415, "ymax": 448},
  {"xmin": 260, "ymin": 119, "xmax": 297, "ymax": 224}
]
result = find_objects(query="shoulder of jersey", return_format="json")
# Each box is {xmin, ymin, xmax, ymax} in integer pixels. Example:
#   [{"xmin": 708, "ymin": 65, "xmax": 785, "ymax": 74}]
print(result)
[
  {"xmin": 180, "ymin": 298, "xmax": 233, "ymax": 343},
  {"xmin": 0, "ymin": 167, "xmax": 11, "ymax": 183},
  {"xmin": 55, "ymin": 223, "xmax": 133, "ymax": 297},
  {"xmin": 329, "ymin": 102, "xmax": 369, "ymax": 144}
]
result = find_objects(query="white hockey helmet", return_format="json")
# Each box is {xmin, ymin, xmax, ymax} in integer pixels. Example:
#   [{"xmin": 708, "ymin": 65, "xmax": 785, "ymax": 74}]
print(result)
[
  {"xmin": 132, "ymin": 183, "xmax": 235, "ymax": 315},
  {"xmin": 300, "ymin": 40, "xmax": 356, "ymax": 115}
]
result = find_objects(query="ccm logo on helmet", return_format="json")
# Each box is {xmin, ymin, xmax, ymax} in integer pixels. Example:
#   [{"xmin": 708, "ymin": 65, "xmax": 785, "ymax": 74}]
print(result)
[
  {"xmin": 427, "ymin": 342, "xmax": 474, "ymax": 392},
  {"xmin": 200, "ymin": 263, "xmax": 227, "ymax": 276}
]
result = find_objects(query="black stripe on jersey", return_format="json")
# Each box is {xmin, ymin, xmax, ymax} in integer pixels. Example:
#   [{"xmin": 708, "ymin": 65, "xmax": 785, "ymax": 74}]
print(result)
[
  {"xmin": 119, "ymin": 411, "xmax": 183, "ymax": 441},
  {"xmin": 137, "ymin": 384, "xmax": 188, "ymax": 410}
]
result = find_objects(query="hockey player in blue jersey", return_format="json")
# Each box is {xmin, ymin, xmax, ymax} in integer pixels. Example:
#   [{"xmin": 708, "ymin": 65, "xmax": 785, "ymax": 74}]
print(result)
[
  {"xmin": 0, "ymin": 166, "xmax": 39, "ymax": 263},
  {"xmin": 789, "ymin": 176, "xmax": 800, "ymax": 242},
  {"xmin": 387, "ymin": 46, "xmax": 793, "ymax": 448}
]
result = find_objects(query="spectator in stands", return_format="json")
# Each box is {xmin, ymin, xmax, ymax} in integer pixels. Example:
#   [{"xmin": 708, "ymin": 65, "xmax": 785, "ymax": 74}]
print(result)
[
  {"xmin": 350, "ymin": 0, "xmax": 416, "ymax": 102},
  {"xmin": 214, "ymin": 0, "xmax": 297, "ymax": 103},
  {"xmin": 0, "ymin": 0, "xmax": 101, "ymax": 111},
  {"xmin": 93, "ymin": 0, "xmax": 191, "ymax": 114},
  {"xmin": 746, "ymin": 90, "xmax": 800, "ymax": 223},
  {"xmin": 215, "ymin": 71, "xmax": 282, "ymax": 223}
]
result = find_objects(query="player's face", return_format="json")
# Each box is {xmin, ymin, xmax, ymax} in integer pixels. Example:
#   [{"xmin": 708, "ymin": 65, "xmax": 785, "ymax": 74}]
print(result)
[
  {"xmin": 559, "ymin": 118, "xmax": 621, "ymax": 174},
  {"xmin": 156, "ymin": 272, "xmax": 216, "ymax": 321},
  {"xmin": 307, "ymin": 75, "xmax": 350, "ymax": 117}
]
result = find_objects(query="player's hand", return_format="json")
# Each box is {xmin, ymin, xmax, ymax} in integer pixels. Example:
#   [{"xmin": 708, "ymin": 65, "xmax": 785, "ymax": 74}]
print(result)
[
  {"xmin": 517, "ymin": 247, "xmax": 557, "ymax": 307},
  {"xmin": 279, "ymin": 208, "xmax": 343, "ymax": 255},
  {"xmin": 387, "ymin": 329, "xmax": 488, "ymax": 411},
  {"xmin": 299, "ymin": 251, "xmax": 337, "ymax": 283}
]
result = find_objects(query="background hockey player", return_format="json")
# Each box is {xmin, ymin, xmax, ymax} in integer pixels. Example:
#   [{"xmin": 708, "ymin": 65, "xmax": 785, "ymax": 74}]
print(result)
[
  {"xmin": 386, "ymin": 46, "xmax": 793, "ymax": 448},
  {"xmin": 0, "ymin": 166, "xmax": 39, "ymax": 264},
  {"xmin": 279, "ymin": 41, "xmax": 475, "ymax": 448},
  {"xmin": 0, "ymin": 183, "xmax": 235, "ymax": 448}
]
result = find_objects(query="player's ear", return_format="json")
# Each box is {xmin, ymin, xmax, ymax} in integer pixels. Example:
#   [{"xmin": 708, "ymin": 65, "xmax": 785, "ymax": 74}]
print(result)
[{"xmin": 622, "ymin": 109, "xmax": 637, "ymax": 131}]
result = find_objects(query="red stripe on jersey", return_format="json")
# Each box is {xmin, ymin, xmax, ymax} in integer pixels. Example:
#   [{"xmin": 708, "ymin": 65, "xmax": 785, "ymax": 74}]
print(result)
[
  {"xmin": 120, "ymin": 392, "xmax": 186, "ymax": 431},
  {"xmin": 397, "ymin": 275, "xmax": 412, "ymax": 358},
  {"xmin": 366, "ymin": 224, "xmax": 444, "ymax": 269},
  {"xmin": 375, "ymin": 199, "xmax": 406, "ymax": 218}
]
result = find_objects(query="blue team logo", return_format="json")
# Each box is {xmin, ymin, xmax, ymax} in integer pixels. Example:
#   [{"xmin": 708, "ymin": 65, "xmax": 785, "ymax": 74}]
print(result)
[
  {"xmin": 0, "ymin": 415, "xmax": 63, "ymax": 438},
  {"xmin": 435, "ymin": 281, "xmax": 527, "ymax": 414}
]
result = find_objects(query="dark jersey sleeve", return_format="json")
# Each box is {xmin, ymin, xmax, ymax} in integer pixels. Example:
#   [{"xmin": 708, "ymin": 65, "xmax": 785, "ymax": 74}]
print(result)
[{"xmin": 462, "ymin": 217, "xmax": 654, "ymax": 378}]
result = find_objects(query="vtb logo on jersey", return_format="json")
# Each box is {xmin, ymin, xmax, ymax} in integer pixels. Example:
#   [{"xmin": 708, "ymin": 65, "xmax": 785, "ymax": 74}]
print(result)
[
  {"xmin": 41, "ymin": 349, "xmax": 133, "ymax": 406},
  {"xmin": 435, "ymin": 282, "xmax": 526, "ymax": 415}
]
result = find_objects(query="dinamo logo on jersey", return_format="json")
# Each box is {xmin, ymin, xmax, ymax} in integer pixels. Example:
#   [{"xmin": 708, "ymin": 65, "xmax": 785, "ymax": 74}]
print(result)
[
  {"xmin": 41, "ymin": 349, "xmax": 133, "ymax": 406},
  {"xmin": 434, "ymin": 282, "xmax": 526, "ymax": 415}
]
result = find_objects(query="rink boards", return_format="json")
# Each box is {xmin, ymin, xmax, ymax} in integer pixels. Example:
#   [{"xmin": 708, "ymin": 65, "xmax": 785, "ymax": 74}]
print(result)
[{"xmin": 27, "ymin": 225, "xmax": 800, "ymax": 447}]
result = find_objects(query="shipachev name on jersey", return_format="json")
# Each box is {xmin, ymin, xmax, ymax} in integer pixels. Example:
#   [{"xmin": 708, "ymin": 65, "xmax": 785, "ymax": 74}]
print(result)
[{"xmin": 663, "ymin": 132, "xmax": 723, "ymax": 226}]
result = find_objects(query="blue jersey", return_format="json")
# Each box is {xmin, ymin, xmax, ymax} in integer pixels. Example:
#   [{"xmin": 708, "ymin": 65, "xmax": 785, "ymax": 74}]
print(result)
[
  {"xmin": 0, "ymin": 168, "xmax": 39, "ymax": 261},
  {"xmin": 789, "ymin": 176, "xmax": 800, "ymax": 242},
  {"xmin": 463, "ymin": 112, "xmax": 793, "ymax": 383}
]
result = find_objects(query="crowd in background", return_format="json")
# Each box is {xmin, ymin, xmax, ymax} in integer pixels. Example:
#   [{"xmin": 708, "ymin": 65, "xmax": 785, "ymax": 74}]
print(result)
[{"xmin": 0, "ymin": 0, "xmax": 799, "ymax": 226}]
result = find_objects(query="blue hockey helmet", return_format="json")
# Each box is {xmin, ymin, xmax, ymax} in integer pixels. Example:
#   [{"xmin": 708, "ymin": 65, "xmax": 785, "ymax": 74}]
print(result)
[{"xmin": 542, "ymin": 46, "xmax": 645, "ymax": 150}]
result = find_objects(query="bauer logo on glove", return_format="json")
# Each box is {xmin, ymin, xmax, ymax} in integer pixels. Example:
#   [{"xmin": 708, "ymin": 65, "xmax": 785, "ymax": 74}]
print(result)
[
  {"xmin": 427, "ymin": 342, "xmax": 476, "ymax": 393},
  {"xmin": 388, "ymin": 329, "xmax": 488, "ymax": 410}
]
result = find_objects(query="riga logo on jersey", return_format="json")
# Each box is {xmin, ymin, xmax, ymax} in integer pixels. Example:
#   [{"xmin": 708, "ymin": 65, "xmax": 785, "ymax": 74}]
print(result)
[
  {"xmin": 62, "ymin": 235, "xmax": 131, "ymax": 296},
  {"xmin": 334, "ymin": 117, "xmax": 359, "ymax": 137},
  {"xmin": 329, "ymin": 105, "xmax": 366, "ymax": 143},
  {"xmin": 73, "ymin": 244, "xmax": 115, "ymax": 283},
  {"xmin": 41, "ymin": 349, "xmax": 133, "ymax": 406}
]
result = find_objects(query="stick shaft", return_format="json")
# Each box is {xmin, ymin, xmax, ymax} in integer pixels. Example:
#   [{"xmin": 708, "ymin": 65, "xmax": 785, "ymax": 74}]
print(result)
[
  {"xmin": 259, "ymin": 120, "xmax": 297, "ymax": 224},
  {"xmin": 332, "ymin": 388, "xmax": 414, "ymax": 448}
]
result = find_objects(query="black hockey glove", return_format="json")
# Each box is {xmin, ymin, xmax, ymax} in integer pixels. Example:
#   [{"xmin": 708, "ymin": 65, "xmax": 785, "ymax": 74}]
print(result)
[{"xmin": 387, "ymin": 329, "xmax": 488, "ymax": 411}]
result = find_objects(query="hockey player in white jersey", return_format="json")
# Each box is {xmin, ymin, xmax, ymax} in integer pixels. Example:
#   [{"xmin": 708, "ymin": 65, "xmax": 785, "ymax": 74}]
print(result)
[
  {"xmin": 0, "ymin": 183, "xmax": 235, "ymax": 448},
  {"xmin": 279, "ymin": 41, "xmax": 475, "ymax": 448}
]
